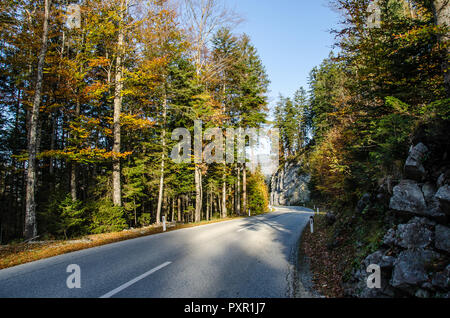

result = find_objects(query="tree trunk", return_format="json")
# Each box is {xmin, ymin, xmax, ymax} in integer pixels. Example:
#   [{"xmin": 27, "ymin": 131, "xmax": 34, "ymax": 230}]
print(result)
[
  {"xmin": 221, "ymin": 83, "xmax": 227, "ymax": 218},
  {"xmin": 134, "ymin": 200, "xmax": 137, "ymax": 227},
  {"xmin": 222, "ymin": 167, "xmax": 227, "ymax": 218},
  {"xmin": 171, "ymin": 198, "xmax": 174, "ymax": 222},
  {"xmin": 49, "ymin": 112, "xmax": 56, "ymax": 178},
  {"xmin": 236, "ymin": 164, "xmax": 241, "ymax": 216},
  {"xmin": 243, "ymin": 162, "xmax": 247, "ymax": 215},
  {"xmin": 24, "ymin": 0, "xmax": 51, "ymax": 240},
  {"xmin": 206, "ymin": 188, "xmax": 210, "ymax": 221},
  {"xmin": 70, "ymin": 98, "xmax": 81, "ymax": 201},
  {"xmin": 156, "ymin": 90, "xmax": 167, "ymax": 224},
  {"xmin": 177, "ymin": 196, "xmax": 181, "ymax": 222},
  {"xmin": 112, "ymin": 0, "xmax": 127, "ymax": 207},
  {"xmin": 213, "ymin": 192, "xmax": 216, "ymax": 219},
  {"xmin": 231, "ymin": 187, "xmax": 235, "ymax": 216},
  {"xmin": 432, "ymin": 0, "xmax": 450, "ymax": 96},
  {"xmin": 194, "ymin": 166, "xmax": 202, "ymax": 222}
]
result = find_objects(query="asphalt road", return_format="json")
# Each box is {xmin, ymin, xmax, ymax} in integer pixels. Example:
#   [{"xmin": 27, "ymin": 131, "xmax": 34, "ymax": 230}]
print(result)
[{"xmin": 0, "ymin": 206, "xmax": 315, "ymax": 298}]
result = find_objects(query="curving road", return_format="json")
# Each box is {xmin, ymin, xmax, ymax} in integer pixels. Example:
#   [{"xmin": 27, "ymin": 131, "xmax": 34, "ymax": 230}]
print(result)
[{"xmin": 0, "ymin": 206, "xmax": 315, "ymax": 298}]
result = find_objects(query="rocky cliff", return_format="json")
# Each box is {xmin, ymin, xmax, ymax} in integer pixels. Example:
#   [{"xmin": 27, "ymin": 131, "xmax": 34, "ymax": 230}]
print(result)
[
  {"xmin": 345, "ymin": 142, "xmax": 450, "ymax": 298},
  {"xmin": 270, "ymin": 162, "xmax": 311, "ymax": 206}
]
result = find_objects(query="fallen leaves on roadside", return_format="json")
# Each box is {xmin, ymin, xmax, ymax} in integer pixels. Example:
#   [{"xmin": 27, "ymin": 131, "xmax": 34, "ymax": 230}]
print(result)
[{"xmin": 301, "ymin": 215, "xmax": 355, "ymax": 298}]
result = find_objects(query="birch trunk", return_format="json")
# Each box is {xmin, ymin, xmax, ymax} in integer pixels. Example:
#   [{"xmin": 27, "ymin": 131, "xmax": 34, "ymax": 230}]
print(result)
[
  {"xmin": 194, "ymin": 166, "xmax": 202, "ymax": 222},
  {"xmin": 243, "ymin": 162, "xmax": 247, "ymax": 215},
  {"xmin": 177, "ymin": 196, "xmax": 182, "ymax": 222},
  {"xmin": 222, "ymin": 83, "xmax": 227, "ymax": 218},
  {"xmin": 156, "ymin": 90, "xmax": 167, "ymax": 224},
  {"xmin": 24, "ymin": 0, "xmax": 51, "ymax": 240},
  {"xmin": 236, "ymin": 164, "xmax": 241, "ymax": 216},
  {"xmin": 112, "ymin": 0, "xmax": 127, "ymax": 207}
]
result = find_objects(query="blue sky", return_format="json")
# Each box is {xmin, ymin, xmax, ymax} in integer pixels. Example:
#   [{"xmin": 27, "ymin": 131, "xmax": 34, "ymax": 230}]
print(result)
[{"xmin": 227, "ymin": 0, "xmax": 341, "ymax": 113}]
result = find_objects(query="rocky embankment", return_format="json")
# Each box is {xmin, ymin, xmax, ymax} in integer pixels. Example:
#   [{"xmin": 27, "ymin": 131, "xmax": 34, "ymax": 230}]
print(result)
[
  {"xmin": 345, "ymin": 143, "xmax": 450, "ymax": 298},
  {"xmin": 270, "ymin": 162, "xmax": 311, "ymax": 206}
]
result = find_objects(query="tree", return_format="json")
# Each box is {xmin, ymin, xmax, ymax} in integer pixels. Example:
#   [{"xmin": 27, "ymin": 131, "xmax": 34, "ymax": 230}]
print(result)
[
  {"xmin": 112, "ymin": 0, "xmax": 128, "ymax": 207},
  {"xmin": 0, "ymin": 0, "xmax": 271, "ymax": 242},
  {"xmin": 211, "ymin": 27, "xmax": 239, "ymax": 218},
  {"xmin": 181, "ymin": 0, "xmax": 240, "ymax": 222},
  {"xmin": 430, "ymin": 0, "xmax": 450, "ymax": 96},
  {"xmin": 24, "ymin": 0, "xmax": 52, "ymax": 240}
]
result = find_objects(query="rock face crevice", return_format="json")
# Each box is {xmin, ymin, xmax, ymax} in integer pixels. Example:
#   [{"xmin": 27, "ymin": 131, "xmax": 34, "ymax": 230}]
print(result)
[
  {"xmin": 345, "ymin": 142, "xmax": 450, "ymax": 298},
  {"xmin": 270, "ymin": 162, "xmax": 311, "ymax": 206}
]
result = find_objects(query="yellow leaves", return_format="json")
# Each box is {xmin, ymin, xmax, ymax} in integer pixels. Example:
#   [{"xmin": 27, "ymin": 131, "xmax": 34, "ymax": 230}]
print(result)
[
  {"xmin": 69, "ymin": 123, "xmax": 90, "ymax": 140},
  {"xmin": 88, "ymin": 57, "xmax": 111, "ymax": 68},
  {"xmin": 40, "ymin": 147, "xmax": 133, "ymax": 163},
  {"xmin": 120, "ymin": 114, "xmax": 155, "ymax": 130},
  {"xmin": 84, "ymin": 81, "xmax": 109, "ymax": 99},
  {"xmin": 104, "ymin": 114, "xmax": 155, "ymax": 130},
  {"xmin": 78, "ymin": 148, "xmax": 132, "ymax": 160}
]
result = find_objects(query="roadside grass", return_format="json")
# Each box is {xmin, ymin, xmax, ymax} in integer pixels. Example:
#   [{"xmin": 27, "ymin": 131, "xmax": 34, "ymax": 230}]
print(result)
[{"xmin": 0, "ymin": 216, "xmax": 244, "ymax": 270}]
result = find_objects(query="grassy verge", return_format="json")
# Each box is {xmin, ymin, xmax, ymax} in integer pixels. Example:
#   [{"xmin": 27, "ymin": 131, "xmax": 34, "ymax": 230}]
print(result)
[{"xmin": 0, "ymin": 217, "xmax": 243, "ymax": 270}]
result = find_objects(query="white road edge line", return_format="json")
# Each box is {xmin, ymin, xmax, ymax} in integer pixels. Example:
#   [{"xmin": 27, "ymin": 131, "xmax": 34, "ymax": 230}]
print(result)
[{"xmin": 99, "ymin": 261, "xmax": 172, "ymax": 298}]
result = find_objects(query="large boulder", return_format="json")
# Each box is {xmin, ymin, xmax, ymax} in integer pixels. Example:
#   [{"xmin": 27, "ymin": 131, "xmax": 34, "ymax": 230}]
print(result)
[
  {"xmin": 435, "ymin": 185, "xmax": 450, "ymax": 215},
  {"xmin": 435, "ymin": 225, "xmax": 450, "ymax": 253},
  {"xmin": 382, "ymin": 218, "xmax": 434, "ymax": 249},
  {"xmin": 389, "ymin": 180, "xmax": 427, "ymax": 215},
  {"xmin": 404, "ymin": 143, "xmax": 428, "ymax": 181},
  {"xmin": 396, "ymin": 218, "xmax": 434, "ymax": 249},
  {"xmin": 391, "ymin": 249, "xmax": 440, "ymax": 292}
]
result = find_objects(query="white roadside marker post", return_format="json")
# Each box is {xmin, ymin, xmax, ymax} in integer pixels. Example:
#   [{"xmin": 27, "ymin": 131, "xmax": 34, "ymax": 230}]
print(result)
[
  {"xmin": 162, "ymin": 216, "xmax": 166, "ymax": 232},
  {"xmin": 310, "ymin": 216, "xmax": 314, "ymax": 234},
  {"xmin": 249, "ymin": 209, "xmax": 251, "ymax": 217}
]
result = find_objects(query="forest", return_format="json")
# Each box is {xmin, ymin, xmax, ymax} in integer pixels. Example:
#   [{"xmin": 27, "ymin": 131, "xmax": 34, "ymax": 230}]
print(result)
[
  {"xmin": 0, "ymin": 0, "xmax": 448, "ymax": 250},
  {"xmin": 274, "ymin": 0, "xmax": 449, "ymax": 297},
  {"xmin": 274, "ymin": 0, "xmax": 449, "ymax": 213},
  {"xmin": 0, "ymin": 0, "xmax": 271, "ymax": 243}
]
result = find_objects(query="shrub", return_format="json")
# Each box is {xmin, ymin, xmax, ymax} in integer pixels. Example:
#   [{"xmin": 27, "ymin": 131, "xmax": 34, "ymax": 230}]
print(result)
[
  {"xmin": 90, "ymin": 199, "xmax": 128, "ymax": 234},
  {"xmin": 39, "ymin": 194, "xmax": 87, "ymax": 239},
  {"xmin": 138, "ymin": 213, "xmax": 152, "ymax": 227}
]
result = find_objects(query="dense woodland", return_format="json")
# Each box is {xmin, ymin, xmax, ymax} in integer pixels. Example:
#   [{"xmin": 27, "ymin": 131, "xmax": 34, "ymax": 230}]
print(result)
[
  {"xmin": 0, "ymin": 0, "xmax": 271, "ymax": 243},
  {"xmin": 275, "ymin": 0, "xmax": 449, "ymax": 213},
  {"xmin": 0, "ymin": 0, "xmax": 448, "ymax": 246}
]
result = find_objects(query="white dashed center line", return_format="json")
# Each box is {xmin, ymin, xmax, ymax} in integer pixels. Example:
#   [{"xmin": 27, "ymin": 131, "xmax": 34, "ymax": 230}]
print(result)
[{"xmin": 99, "ymin": 261, "xmax": 172, "ymax": 298}]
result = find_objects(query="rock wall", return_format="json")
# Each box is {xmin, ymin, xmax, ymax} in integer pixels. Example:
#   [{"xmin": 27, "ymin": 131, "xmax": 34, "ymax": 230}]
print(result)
[
  {"xmin": 345, "ymin": 143, "xmax": 450, "ymax": 298},
  {"xmin": 270, "ymin": 162, "xmax": 311, "ymax": 206}
]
